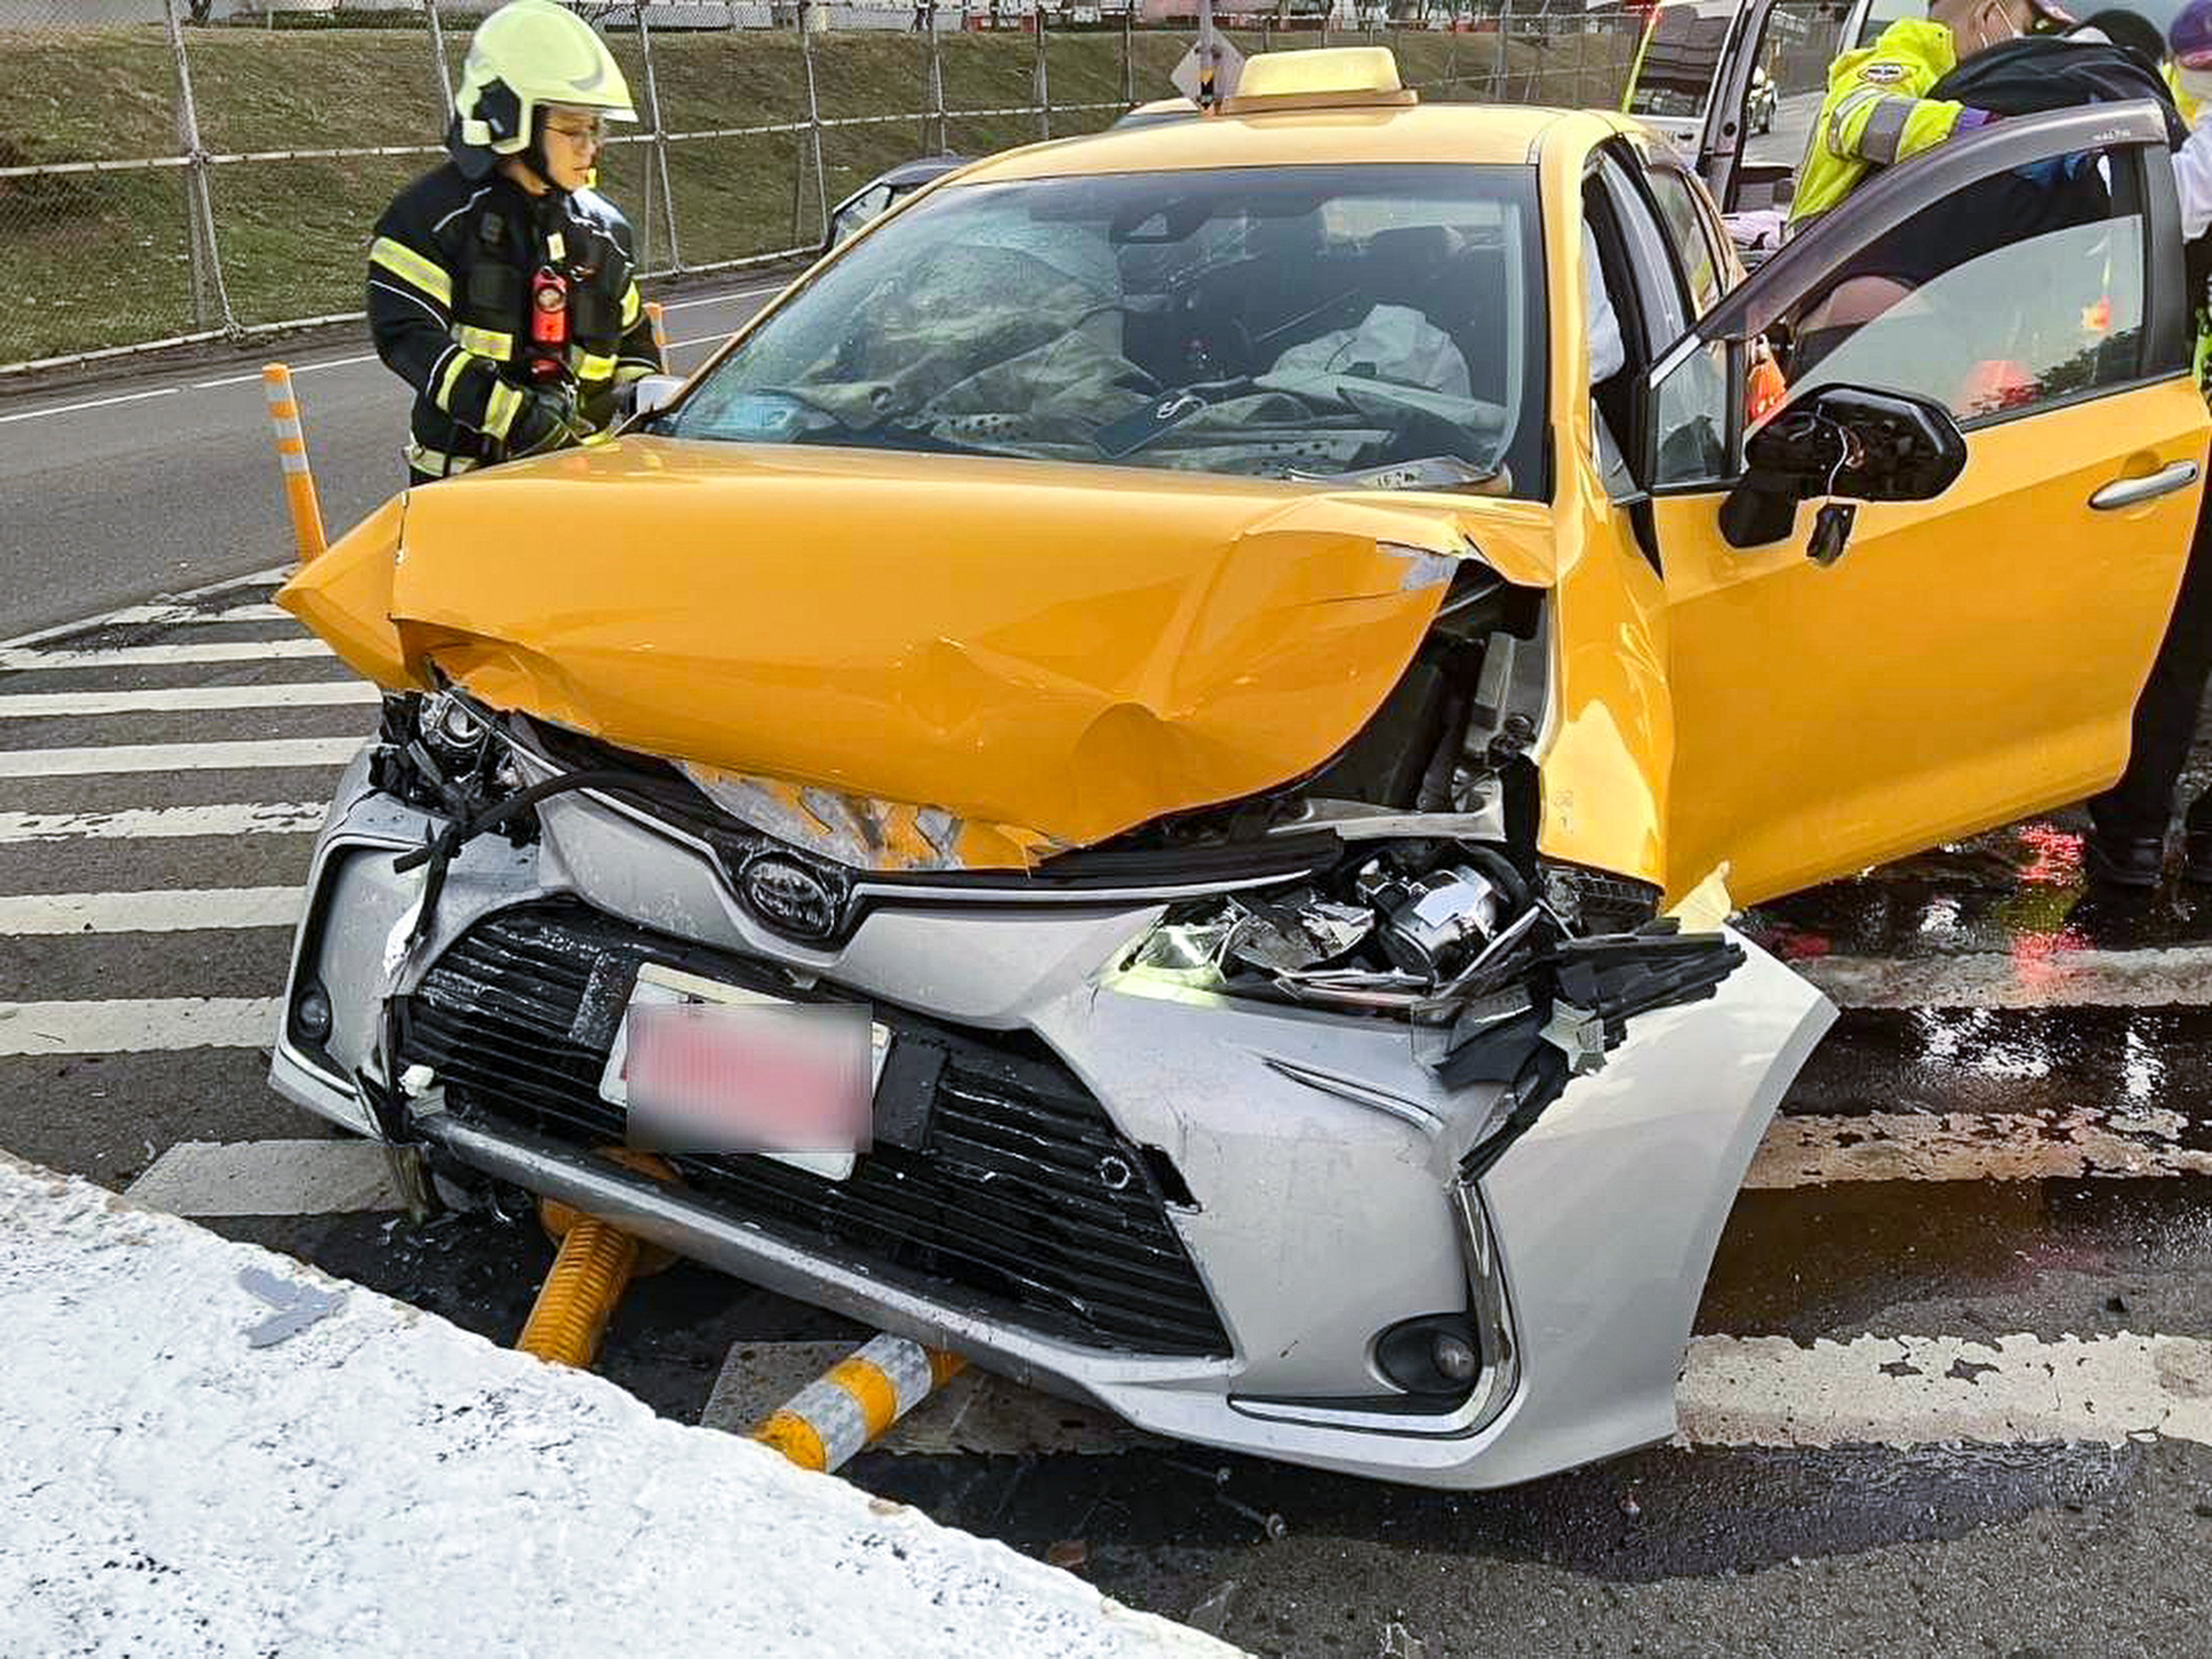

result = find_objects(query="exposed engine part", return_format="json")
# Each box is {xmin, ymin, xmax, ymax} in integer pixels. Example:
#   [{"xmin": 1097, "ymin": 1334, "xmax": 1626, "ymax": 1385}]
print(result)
[
  {"xmin": 1361, "ymin": 863, "xmax": 1501, "ymax": 981},
  {"xmin": 1265, "ymin": 800, "xmax": 1506, "ymax": 845},
  {"xmin": 1460, "ymin": 615, "xmax": 1547, "ymax": 767},
  {"xmin": 1540, "ymin": 861, "xmax": 1664, "ymax": 935},
  {"xmin": 1123, "ymin": 822, "xmax": 1746, "ymax": 1176},
  {"xmin": 369, "ymin": 689, "xmax": 525, "ymax": 832},
  {"xmin": 1272, "ymin": 964, "xmax": 1429, "ymax": 1011}
]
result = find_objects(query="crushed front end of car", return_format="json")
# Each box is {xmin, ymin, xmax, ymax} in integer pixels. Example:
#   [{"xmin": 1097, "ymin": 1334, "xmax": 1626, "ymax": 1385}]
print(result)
[{"xmin": 269, "ymin": 445, "xmax": 1830, "ymax": 1488}]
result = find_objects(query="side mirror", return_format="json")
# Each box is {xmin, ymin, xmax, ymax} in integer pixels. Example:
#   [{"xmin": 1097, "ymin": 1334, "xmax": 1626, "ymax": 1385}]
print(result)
[{"xmin": 1719, "ymin": 383, "xmax": 1966, "ymax": 553}]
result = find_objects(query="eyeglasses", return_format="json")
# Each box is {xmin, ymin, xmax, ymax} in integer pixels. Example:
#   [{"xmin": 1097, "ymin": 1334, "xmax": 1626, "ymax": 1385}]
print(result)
[{"xmin": 544, "ymin": 118, "xmax": 606, "ymax": 146}]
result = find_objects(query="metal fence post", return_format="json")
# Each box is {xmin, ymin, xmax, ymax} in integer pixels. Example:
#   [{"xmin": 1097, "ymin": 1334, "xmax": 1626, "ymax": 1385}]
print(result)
[
  {"xmin": 1034, "ymin": 2, "xmax": 1051, "ymax": 139},
  {"xmin": 163, "ymin": 0, "xmax": 237, "ymax": 339},
  {"xmin": 920, "ymin": 0, "xmax": 948, "ymax": 153},
  {"xmin": 424, "ymin": 0, "xmax": 455, "ymax": 125},
  {"xmin": 798, "ymin": 0, "xmax": 830, "ymax": 241},
  {"xmin": 1120, "ymin": 1, "xmax": 1134, "ymax": 106},
  {"xmin": 634, "ymin": 2, "xmax": 683, "ymax": 273}
]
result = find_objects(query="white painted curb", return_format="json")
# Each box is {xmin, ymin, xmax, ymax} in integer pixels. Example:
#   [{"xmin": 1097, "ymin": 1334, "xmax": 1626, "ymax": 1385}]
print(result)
[{"xmin": 0, "ymin": 1154, "xmax": 1239, "ymax": 1658}]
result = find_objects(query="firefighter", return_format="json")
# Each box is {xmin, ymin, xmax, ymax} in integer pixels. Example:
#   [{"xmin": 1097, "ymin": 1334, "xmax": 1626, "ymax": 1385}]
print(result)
[
  {"xmin": 1786, "ymin": 0, "xmax": 2076, "ymax": 231},
  {"xmin": 367, "ymin": 0, "xmax": 663, "ymax": 485}
]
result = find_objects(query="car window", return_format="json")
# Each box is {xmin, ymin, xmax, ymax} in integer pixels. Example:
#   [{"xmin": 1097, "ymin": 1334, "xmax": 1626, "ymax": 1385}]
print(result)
[
  {"xmin": 674, "ymin": 164, "xmax": 1550, "ymax": 498},
  {"xmin": 1645, "ymin": 166, "xmax": 1725, "ymax": 314},
  {"xmin": 828, "ymin": 183, "xmax": 895, "ymax": 247},
  {"xmin": 1650, "ymin": 339, "xmax": 1732, "ymax": 485},
  {"xmin": 1647, "ymin": 136, "xmax": 2162, "ymax": 488},
  {"xmin": 1594, "ymin": 153, "xmax": 1691, "ymax": 355},
  {"xmin": 1782, "ymin": 146, "xmax": 2151, "ymax": 423},
  {"xmin": 1623, "ymin": 3, "xmax": 1733, "ymax": 122}
]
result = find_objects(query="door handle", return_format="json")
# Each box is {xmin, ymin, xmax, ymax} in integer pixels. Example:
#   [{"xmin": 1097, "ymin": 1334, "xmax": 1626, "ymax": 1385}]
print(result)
[{"xmin": 2090, "ymin": 460, "xmax": 2201, "ymax": 511}]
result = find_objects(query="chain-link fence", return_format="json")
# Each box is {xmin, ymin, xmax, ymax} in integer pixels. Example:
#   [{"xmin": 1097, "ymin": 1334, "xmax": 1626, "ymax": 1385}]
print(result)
[{"xmin": 0, "ymin": 0, "xmax": 1645, "ymax": 374}]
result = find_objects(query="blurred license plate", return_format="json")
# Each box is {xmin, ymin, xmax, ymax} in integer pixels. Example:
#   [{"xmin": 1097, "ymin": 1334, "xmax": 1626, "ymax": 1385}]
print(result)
[{"xmin": 598, "ymin": 962, "xmax": 889, "ymax": 1180}]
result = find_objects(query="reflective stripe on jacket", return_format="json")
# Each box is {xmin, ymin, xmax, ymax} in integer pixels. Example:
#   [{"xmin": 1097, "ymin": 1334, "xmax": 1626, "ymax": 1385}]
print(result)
[{"xmin": 1790, "ymin": 21, "xmax": 1967, "ymax": 225}]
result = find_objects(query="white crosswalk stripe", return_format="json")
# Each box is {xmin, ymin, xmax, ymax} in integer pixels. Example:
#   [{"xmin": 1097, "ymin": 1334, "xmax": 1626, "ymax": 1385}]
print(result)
[
  {"xmin": 0, "ymin": 802, "xmax": 327, "ymax": 842},
  {"xmin": 0, "ymin": 638, "xmax": 332, "ymax": 670},
  {"xmin": 1803, "ymin": 946, "xmax": 2212, "ymax": 1010},
  {"xmin": 0, "ymin": 680, "xmax": 377, "ymax": 719},
  {"xmin": 1677, "ymin": 1332, "xmax": 2212, "ymax": 1449},
  {"xmin": 125, "ymin": 1139, "xmax": 399, "ymax": 1216},
  {"xmin": 1747, "ymin": 1105, "xmax": 2212, "ymax": 1187},
  {"xmin": 0, "ymin": 887, "xmax": 302, "ymax": 934},
  {"xmin": 0, "ymin": 568, "xmax": 287, "ymax": 649},
  {"xmin": 0, "ymin": 997, "xmax": 282, "ymax": 1056},
  {"xmin": 64, "ymin": 602, "xmax": 292, "ymax": 629},
  {"xmin": 0, "ymin": 737, "xmax": 361, "ymax": 777}
]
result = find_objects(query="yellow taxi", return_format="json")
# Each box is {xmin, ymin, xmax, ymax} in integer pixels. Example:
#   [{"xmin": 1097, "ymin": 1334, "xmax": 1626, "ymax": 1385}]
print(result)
[{"xmin": 272, "ymin": 49, "xmax": 2206, "ymax": 1487}]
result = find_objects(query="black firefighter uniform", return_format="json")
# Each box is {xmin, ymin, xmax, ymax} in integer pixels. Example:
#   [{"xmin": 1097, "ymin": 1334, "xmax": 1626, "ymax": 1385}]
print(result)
[{"xmin": 368, "ymin": 164, "xmax": 662, "ymax": 483}]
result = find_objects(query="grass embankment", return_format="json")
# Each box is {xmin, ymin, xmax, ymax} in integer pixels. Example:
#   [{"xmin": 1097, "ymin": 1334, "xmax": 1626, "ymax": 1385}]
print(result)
[{"xmin": 0, "ymin": 23, "xmax": 1633, "ymax": 365}]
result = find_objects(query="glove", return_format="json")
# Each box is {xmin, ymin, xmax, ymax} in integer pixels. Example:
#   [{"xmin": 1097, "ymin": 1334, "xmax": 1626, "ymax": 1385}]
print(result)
[
  {"xmin": 1953, "ymin": 107, "xmax": 2000, "ymax": 132},
  {"xmin": 504, "ymin": 386, "xmax": 586, "ymax": 458}
]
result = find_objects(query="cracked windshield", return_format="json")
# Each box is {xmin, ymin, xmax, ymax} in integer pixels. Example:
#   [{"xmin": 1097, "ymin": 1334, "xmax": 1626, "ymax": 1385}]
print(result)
[{"xmin": 670, "ymin": 164, "xmax": 1546, "ymax": 496}]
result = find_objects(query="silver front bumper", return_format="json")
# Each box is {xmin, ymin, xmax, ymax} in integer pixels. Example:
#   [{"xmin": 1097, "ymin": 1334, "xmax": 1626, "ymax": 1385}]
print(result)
[{"xmin": 272, "ymin": 751, "xmax": 1832, "ymax": 1487}]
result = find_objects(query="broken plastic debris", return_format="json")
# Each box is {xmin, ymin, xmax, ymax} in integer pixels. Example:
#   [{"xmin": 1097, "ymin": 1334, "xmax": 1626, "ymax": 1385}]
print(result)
[
  {"xmin": 238, "ymin": 1265, "xmax": 346, "ymax": 1348},
  {"xmin": 1540, "ymin": 1001, "xmax": 1609, "ymax": 1076},
  {"xmin": 1665, "ymin": 861, "xmax": 1735, "ymax": 933},
  {"xmin": 1223, "ymin": 893, "xmax": 1374, "ymax": 974}
]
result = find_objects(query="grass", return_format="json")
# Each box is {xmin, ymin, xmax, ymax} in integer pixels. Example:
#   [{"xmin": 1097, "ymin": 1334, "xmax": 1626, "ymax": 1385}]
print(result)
[{"xmin": 0, "ymin": 21, "xmax": 1635, "ymax": 365}]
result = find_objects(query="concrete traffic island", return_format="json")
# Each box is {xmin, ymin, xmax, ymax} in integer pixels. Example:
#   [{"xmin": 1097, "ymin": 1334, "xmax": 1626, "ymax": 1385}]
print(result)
[{"xmin": 0, "ymin": 1151, "xmax": 1236, "ymax": 1656}]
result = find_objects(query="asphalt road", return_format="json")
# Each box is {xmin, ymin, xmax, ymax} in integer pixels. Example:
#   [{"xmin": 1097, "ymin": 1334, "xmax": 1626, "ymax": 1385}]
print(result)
[{"xmin": 0, "ymin": 279, "xmax": 780, "ymax": 640}]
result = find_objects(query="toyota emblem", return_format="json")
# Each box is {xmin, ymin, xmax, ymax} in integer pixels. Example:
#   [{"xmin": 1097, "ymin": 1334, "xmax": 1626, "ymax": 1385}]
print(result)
[{"xmin": 738, "ymin": 853, "xmax": 844, "ymax": 942}]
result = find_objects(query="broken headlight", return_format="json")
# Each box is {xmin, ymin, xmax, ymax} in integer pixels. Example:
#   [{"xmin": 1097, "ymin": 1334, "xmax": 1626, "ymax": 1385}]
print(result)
[
  {"xmin": 1122, "ymin": 843, "xmax": 1745, "ymax": 1127},
  {"xmin": 368, "ymin": 689, "xmax": 523, "ymax": 828}
]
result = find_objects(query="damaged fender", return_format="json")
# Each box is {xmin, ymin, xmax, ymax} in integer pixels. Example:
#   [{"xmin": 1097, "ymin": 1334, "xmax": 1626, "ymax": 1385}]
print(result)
[{"xmin": 1469, "ymin": 932, "xmax": 1833, "ymax": 1484}]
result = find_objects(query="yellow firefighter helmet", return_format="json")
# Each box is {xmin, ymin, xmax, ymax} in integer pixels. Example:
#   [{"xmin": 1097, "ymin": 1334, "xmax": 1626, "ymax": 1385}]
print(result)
[{"xmin": 451, "ymin": 1, "xmax": 637, "ymax": 177}]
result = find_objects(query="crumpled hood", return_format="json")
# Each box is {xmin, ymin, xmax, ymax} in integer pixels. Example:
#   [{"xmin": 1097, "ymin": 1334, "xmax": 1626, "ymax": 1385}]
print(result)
[{"xmin": 282, "ymin": 437, "xmax": 1554, "ymax": 867}]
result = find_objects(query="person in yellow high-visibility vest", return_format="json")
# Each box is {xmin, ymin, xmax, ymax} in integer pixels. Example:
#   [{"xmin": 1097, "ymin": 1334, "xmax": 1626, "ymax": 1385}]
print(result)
[{"xmin": 1788, "ymin": 0, "xmax": 2077, "ymax": 230}]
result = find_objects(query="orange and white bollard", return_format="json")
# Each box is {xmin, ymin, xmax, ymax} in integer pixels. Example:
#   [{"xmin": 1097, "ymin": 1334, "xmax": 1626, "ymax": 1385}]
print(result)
[
  {"xmin": 514, "ymin": 1150, "xmax": 678, "ymax": 1372},
  {"xmin": 645, "ymin": 299, "xmax": 669, "ymax": 358},
  {"xmin": 261, "ymin": 363, "xmax": 327, "ymax": 563},
  {"xmin": 753, "ymin": 1333, "xmax": 967, "ymax": 1473}
]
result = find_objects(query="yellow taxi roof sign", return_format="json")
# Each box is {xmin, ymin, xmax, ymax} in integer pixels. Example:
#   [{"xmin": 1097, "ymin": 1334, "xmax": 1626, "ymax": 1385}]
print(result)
[{"xmin": 1221, "ymin": 46, "xmax": 1417, "ymax": 114}]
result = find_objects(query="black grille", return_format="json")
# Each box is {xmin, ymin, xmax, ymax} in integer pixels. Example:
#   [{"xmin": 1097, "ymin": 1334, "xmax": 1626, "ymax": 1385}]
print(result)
[{"xmin": 401, "ymin": 903, "xmax": 1229, "ymax": 1357}]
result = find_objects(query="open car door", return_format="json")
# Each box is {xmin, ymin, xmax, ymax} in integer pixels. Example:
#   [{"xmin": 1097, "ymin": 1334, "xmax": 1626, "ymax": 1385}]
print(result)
[
  {"xmin": 1694, "ymin": 0, "xmax": 1892, "ymax": 220},
  {"xmin": 1642, "ymin": 102, "xmax": 2208, "ymax": 903}
]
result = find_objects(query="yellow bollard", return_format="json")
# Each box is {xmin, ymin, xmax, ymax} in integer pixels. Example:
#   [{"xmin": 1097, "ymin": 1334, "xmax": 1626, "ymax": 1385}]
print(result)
[
  {"xmin": 645, "ymin": 299, "xmax": 669, "ymax": 358},
  {"xmin": 514, "ymin": 1150, "xmax": 676, "ymax": 1371},
  {"xmin": 261, "ymin": 363, "xmax": 327, "ymax": 564},
  {"xmin": 753, "ymin": 1333, "xmax": 968, "ymax": 1473}
]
